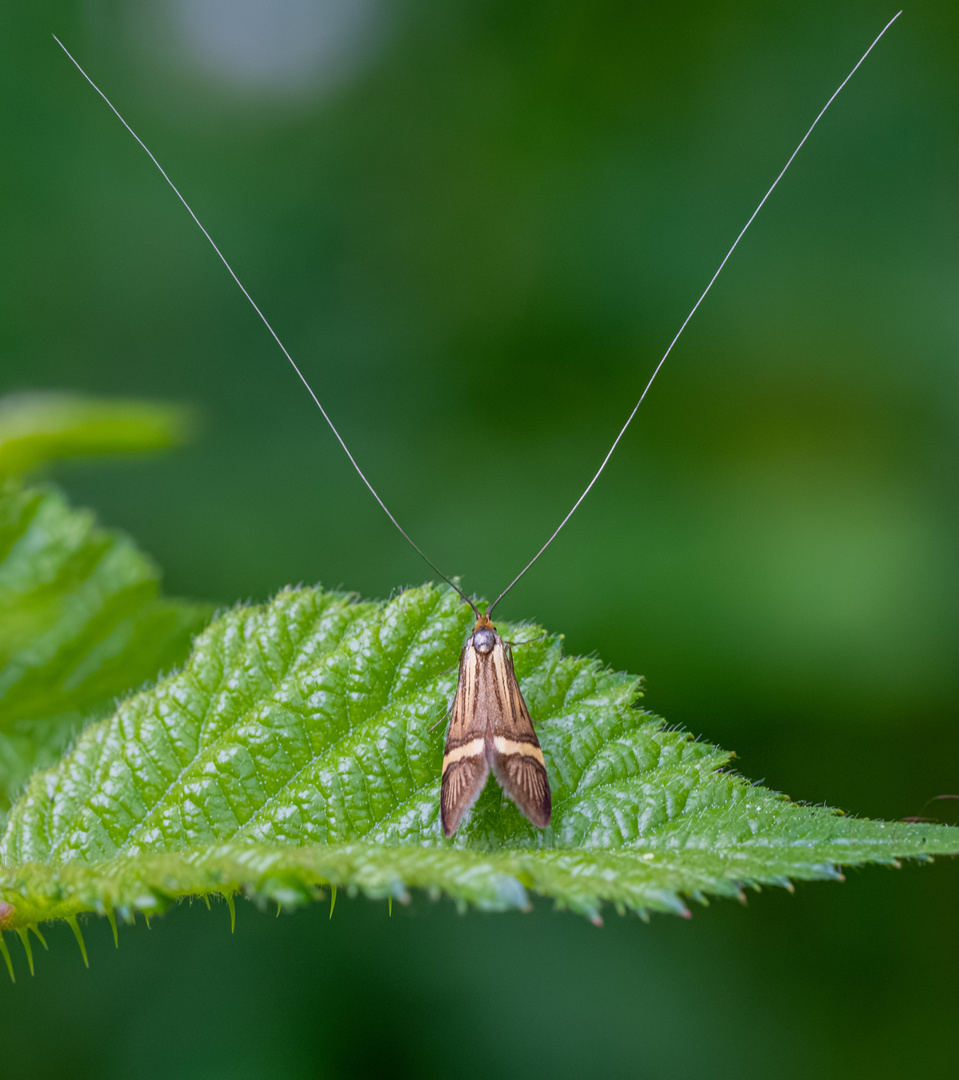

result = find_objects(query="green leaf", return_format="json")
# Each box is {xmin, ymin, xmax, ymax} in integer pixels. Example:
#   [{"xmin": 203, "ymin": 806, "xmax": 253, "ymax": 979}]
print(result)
[
  {"xmin": 1, "ymin": 584, "xmax": 955, "ymax": 941},
  {"xmin": 0, "ymin": 393, "xmax": 193, "ymax": 480},
  {"xmin": 0, "ymin": 481, "xmax": 212, "ymax": 820},
  {"xmin": 0, "ymin": 392, "xmax": 210, "ymax": 822}
]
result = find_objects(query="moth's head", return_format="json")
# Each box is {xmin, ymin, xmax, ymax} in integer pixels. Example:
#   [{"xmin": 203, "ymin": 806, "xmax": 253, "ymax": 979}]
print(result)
[{"xmin": 471, "ymin": 613, "xmax": 497, "ymax": 654}]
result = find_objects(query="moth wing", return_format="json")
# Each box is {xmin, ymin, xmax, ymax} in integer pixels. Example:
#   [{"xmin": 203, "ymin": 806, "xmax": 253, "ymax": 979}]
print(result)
[
  {"xmin": 487, "ymin": 644, "xmax": 552, "ymax": 829},
  {"xmin": 440, "ymin": 753, "xmax": 489, "ymax": 838},
  {"xmin": 441, "ymin": 643, "xmax": 490, "ymax": 837}
]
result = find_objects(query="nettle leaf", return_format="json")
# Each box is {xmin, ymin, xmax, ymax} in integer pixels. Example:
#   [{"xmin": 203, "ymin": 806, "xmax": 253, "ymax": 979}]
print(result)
[
  {"xmin": 1, "ymin": 583, "xmax": 956, "ymax": 956},
  {"xmin": 0, "ymin": 482, "xmax": 212, "ymax": 821}
]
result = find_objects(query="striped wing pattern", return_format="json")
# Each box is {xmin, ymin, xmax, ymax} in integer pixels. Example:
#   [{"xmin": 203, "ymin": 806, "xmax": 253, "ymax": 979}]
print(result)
[{"xmin": 440, "ymin": 617, "xmax": 551, "ymax": 837}]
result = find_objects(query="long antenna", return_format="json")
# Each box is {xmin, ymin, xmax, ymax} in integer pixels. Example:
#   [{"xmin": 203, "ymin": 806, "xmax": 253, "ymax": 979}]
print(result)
[
  {"xmin": 53, "ymin": 35, "xmax": 479, "ymax": 619},
  {"xmin": 56, "ymin": 16, "xmax": 901, "ymax": 624},
  {"xmin": 487, "ymin": 10, "xmax": 902, "ymax": 619}
]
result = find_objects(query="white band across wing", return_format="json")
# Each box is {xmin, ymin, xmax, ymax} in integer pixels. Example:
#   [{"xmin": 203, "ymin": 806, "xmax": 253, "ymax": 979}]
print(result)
[
  {"xmin": 442, "ymin": 738, "xmax": 486, "ymax": 769},
  {"xmin": 492, "ymin": 736, "xmax": 546, "ymax": 765}
]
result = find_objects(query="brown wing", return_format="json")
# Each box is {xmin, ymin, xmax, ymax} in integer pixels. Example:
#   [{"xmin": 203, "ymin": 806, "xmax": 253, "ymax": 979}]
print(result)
[
  {"xmin": 440, "ymin": 642, "xmax": 489, "ymax": 837},
  {"xmin": 485, "ymin": 641, "xmax": 552, "ymax": 829}
]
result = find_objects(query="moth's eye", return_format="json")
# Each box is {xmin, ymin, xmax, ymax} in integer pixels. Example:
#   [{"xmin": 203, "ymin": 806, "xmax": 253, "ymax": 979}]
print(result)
[{"xmin": 473, "ymin": 630, "xmax": 496, "ymax": 654}]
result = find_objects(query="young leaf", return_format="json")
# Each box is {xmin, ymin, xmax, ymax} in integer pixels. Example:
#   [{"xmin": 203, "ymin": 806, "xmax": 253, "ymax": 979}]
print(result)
[
  {"xmin": 0, "ymin": 481, "xmax": 212, "ymax": 819},
  {"xmin": 0, "ymin": 393, "xmax": 193, "ymax": 480},
  {"xmin": 1, "ymin": 584, "xmax": 955, "ymax": 939},
  {"xmin": 0, "ymin": 392, "xmax": 210, "ymax": 821}
]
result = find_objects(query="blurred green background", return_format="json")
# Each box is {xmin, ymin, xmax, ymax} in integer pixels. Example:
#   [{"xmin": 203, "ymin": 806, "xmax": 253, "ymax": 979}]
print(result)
[{"xmin": 2, "ymin": 0, "xmax": 958, "ymax": 1076}]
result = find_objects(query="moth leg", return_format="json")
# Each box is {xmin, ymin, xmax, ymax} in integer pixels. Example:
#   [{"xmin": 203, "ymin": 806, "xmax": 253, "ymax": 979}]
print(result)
[
  {"xmin": 503, "ymin": 631, "xmax": 548, "ymax": 649},
  {"xmin": 429, "ymin": 691, "xmax": 457, "ymax": 733}
]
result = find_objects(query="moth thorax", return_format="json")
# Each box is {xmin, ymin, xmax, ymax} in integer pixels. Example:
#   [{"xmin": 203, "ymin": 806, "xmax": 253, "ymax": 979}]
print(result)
[{"xmin": 472, "ymin": 628, "xmax": 497, "ymax": 654}]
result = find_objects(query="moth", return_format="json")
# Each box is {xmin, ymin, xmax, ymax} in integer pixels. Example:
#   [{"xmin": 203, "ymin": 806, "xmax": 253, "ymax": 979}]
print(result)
[
  {"xmin": 441, "ymin": 614, "xmax": 550, "ymax": 837},
  {"xmin": 55, "ymin": 13, "xmax": 900, "ymax": 837}
]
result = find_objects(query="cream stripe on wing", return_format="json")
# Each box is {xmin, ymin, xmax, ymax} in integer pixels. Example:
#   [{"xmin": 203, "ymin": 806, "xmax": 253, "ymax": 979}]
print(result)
[
  {"xmin": 442, "ymin": 737, "xmax": 485, "ymax": 769},
  {"xmin": 491, "ymin": 645, "xmax": 513, "ymax": 713},
  {"xmin": 492, "ymin": 736, "xmax": 545, "ymax": 765},
  {"xmin": 464, "ymin": 647, "xmax": 479, "ymax": 719}
]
